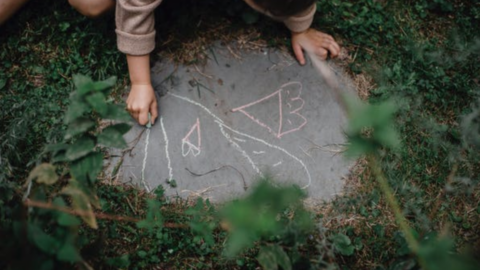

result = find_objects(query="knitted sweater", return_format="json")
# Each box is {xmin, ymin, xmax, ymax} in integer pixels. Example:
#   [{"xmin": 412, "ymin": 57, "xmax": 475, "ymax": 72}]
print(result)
[{"xmin": 115, "ymin": 0, "xmax": 316, "ymax": 56}]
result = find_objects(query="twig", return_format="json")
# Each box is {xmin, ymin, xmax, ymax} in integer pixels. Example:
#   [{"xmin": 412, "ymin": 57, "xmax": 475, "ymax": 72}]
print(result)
[
  {"xmin": 123, "ymin": 129, "xmax": 147, "ymax": 155},
  {"xmin": 185, "ymin": 165, "xmax": 247, "ymax": 191},
  {"xmin": 125, "ymin": 197, "xmax": 137, "ymax": 215},
  {"xmin": 24, "ymin": 199, "xmax": 187, "ymax": 229},
  {"xmin": 181, "ymin": 184, "xmax": 228, "ymax": 198},
  {"xmin": 111, "ymin": 129, "xmax": 147, "ymax": 181},
  {"xmin": 226, "ymin": 45, "xmax": 241, "ymax": 59},
  {"xmin": 194, "ymin": 64, "xmax": 214, "ymax": 79}
]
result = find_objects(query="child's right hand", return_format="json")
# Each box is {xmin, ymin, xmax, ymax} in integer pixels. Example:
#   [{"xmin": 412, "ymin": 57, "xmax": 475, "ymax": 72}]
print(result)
[
  {"xmin": 126, "ymin": 84, "xmax": 158, "ymax": 126},
  {"xmin": 291, "ymin": 28, "xmax": 341, "ymax": 65}
]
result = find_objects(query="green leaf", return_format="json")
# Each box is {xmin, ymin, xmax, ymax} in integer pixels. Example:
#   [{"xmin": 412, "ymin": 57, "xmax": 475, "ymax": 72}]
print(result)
[
  {"xmin": 97, "ymin": 124, "xmax": 130, "ymax": 148},
  {"xmin": 52, "ymin": 152, "xmax": 70, "ymax": 163},
  {"xmin": 257, "ymin": 245, "xmax": 291, "ymax": 270},
  {"xmin": 73, "ymin": 74, "xmax": 95, "ymax": 96},
  {"xmin": 65, "ymin": 136, "xmax": 95, "ymax": 161},
  {"xmin": 46, "ymin": 143, "xmax": 69, "ymax": 155},
  {"xmin": 137, "ymin": 250, "xmax": 147, "ymax": 258},
  {"xmin": 86, "ymin": 92, "xmax": 107, "ymax": 115},
  {"xmin": 64, "ymin": 99, "xmax": 91, "ymax": 124},
  {"xmin": 102, "ymin": 104, "xmax": 130, "ymax": 121},
  {"xmin": 92, "ymin": 76, "xmax": 116, "ymax": 92},
  {"xmin": 28, "ymin": 224, "xmax": 59, "ymax": 254},
  {"xmin": 62, "ymin": 184, "xmax": 98, "ymax": 229},
  {"xmin": 345, "ymin": 96, "xmax": 400, "ymax": 158},
  {"xmin": 56, "ymin": 242, "xmax": 82, "ymax": 262},
  {"xmin": 272, "ymin": 245, "xmax": 291, "ymax": 270},
  {"xmin": 27, "ymin": 163, "xmax": 58, "ymax": 185},
  {"xmin": 70, "ymin": 151, "xmax": 103, "ymax": 183},
  {"xmin": 332, "ymin": 233, "xmax": 355, "ymax": 256},
  {"xmin": 57, "ymin": 212, "xmax": 81, "ymax": 227},
  {"xmin": 64, "ymin": 117, "xmax": 95, "ymax": 140},
  {"xmin": 136, "ymin": 199, "xmax": 163, "ymax": 233},
  {"xmin": 257, "ymin": 246, "xmax": 278, "ymax": 270},
  {"xmin": 53, "ymin": 197, "xmax": 67, "ymax": 207}
]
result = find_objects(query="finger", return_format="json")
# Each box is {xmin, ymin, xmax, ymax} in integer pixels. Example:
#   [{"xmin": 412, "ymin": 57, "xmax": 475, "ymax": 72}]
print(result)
[
  {"xmin": 138, "ymin": 110, "xmax": 149, "ymax": 126},
  {"xmin": 322, "ymin": 41, "xmax": 340, "ymax": 58},
  {"xmin": 131, "ymin": 111, "xmax": 139, "ymax": 123},
  {"xmin": 150, "ymin": 101, "xmax": 158, "ymax": 125},
  {"xmin": 329, "ymin": 40, "xmax": 341, "ymax": 58},
  {"xmin": 292, "ymin": 43, "xmax": 306, "ymax": 65},
  {"xmin": 318, "ymin": 32, "xmax": 334, "ymax": 42},
  {"xmin": 316, "ymin": 48, "xmax": 328, "ymax": 60}
]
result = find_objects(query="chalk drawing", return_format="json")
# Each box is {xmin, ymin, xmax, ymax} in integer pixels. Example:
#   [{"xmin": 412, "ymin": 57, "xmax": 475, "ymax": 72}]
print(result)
[
  {"xmin": 273, "ymin": 161, "xmax": 282, "ymax": 167},
  {"xmin": 232, "ymin": 82, "xmax": 307, "ymax": 139},
  {"xmin": 141, "ymin": 128, "xmax": 152, "ymax": 192},
  {"xmin": 219, "ymin": 123, "xmax": 312, "ymax": 189},
  {"xmin": 233, "ymin": 137, "xmax": 246, "ymax": 143},
  {"xmin": 218, "ymin": 122, "xmax": 262, "ymax": 176},
  {"xmin": 182, "ymin": 118, "xmax": 201, "ymax": 157},
  {"xmin": 253, "ymin": 151, "xmax": 265, "ymax": 155},
  {"xmin": 160, "ymin": 117, "xmax": 174, "ymax": 181},
  {"xmin": 167, "ymin": 92, "xmax": 312, "ymax": 189}
]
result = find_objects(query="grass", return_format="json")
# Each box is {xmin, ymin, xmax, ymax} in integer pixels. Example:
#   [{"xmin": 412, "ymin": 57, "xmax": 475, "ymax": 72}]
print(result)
[{"xmin": 1, "ymin": 0, "xmax": 479, "ymax": 269}]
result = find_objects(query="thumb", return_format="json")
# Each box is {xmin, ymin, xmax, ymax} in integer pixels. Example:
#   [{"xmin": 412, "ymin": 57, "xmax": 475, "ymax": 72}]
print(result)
[{"xmin": 293, "ymin": 43, "xmax": 306, "ymax": 65}]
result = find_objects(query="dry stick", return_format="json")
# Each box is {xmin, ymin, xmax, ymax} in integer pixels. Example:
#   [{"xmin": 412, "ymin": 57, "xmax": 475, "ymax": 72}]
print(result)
[
  {"xmin": 24, "ymin": 199, "xmax": 187, "ymax": 229},
  {"xmin": 110, "ymin": 129, "xmax": 147, "ymax": 183},
  {"xmin": 194, "ymin": 64, "xmax": 214, "ymax": 79},
  {"xmin": 123, "ymin": 129, "xmax": 147, "ymax": 155}
]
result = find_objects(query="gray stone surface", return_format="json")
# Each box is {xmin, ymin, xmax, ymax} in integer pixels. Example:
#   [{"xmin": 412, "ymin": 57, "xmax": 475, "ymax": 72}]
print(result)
[{"xmin": 109, "ymin": 44, "xmax": 355, "ymax": 202}]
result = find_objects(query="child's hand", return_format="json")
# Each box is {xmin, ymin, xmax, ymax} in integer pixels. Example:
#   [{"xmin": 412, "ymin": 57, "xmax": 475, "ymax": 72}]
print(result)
[
  {"xmin": 291, "ymin": 28, "xmax": 340, "ymax": 65},
  {"xmin": 126, "ymin": 84, "xmax": 158, "ymax": 126}
]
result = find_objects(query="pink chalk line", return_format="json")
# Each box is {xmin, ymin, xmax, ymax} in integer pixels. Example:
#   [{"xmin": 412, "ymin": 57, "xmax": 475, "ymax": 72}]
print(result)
[
  {"xmin": 231, "ymin": 81, "xmax": 307, "ymax": 139},
  {"xmin": 182, "ymin": 118, "xmax": 201, "ymax": 157}
]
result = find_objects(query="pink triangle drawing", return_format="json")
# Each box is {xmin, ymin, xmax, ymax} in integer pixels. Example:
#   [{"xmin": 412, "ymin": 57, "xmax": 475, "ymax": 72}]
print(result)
[
  {"xmin": 232, "ymin": 82, "xmax": 307, "ymax": 139},
  {"xmin": 182, "ymin": 118, "xmax": 201, "ymax": 157}
]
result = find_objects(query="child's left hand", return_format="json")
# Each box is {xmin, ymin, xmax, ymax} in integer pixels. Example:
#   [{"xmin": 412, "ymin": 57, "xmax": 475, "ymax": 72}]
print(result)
[{"xmin": 291, "ymin": 28, "xmax": 340, "ymax": 65}]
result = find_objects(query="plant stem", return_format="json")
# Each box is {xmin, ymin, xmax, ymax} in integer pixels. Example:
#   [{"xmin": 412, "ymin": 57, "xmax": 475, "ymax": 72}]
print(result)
[{"xmin": 367, "ymin": 155, "xmax": 420, "ymax": 253}]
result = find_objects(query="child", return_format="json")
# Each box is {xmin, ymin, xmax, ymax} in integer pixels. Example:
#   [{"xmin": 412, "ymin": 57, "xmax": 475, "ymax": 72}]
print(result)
[{"xmin": 1, "ymin": 0, "xmax": 340, "ymax": 125}]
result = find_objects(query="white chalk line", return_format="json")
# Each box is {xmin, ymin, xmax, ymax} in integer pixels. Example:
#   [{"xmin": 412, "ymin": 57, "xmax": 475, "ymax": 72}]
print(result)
[
  {"xmin": 218, "ymin": 121, "xmax": 262, "ymax": 176},
  {"xmin": 168, "ymin": 93, "xmax": 224, "ymax": 124},
  {"xmin": 219, "ymin": 123, "xmax": 312, "ymax": 189},
  {"xmin": 141, "ymin": 128, "xmax": 152, "ymax": 193},
  {"xmin": 233, "ymin": 137, "xmax": 246, "ymax": 143},
  {"xmin": 253, "ymin": 151, "xmax": 266, "ymax": 155},
  {"xmin": 160, "ymin": 117, "xmax": 174, "ymax": 181},
  {"xmin": 167, "ymin": 93, "xmax": 312, "ymax": 189},
  {"xmin": 273, "ymin": 161, "xmax": 282, "ymax": 167}
]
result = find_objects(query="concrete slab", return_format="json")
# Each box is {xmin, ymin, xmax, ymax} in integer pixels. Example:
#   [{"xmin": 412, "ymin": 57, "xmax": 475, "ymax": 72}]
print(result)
[{"xmin": 110, "ymin": 43, "xmax": 355, "ymax": 202}]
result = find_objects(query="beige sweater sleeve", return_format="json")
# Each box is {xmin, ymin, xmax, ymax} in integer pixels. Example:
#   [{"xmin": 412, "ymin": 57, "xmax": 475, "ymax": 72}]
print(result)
[
  {"xmin": 282, "ymin": 4, "xmax": 316, "ymax": 33},
  {"xmin": 115, "ymin": 0, "xmax": 163, "ymax": 55},
  {"xmin": 245, "ymin": 2, "xmax": 316, "ymax": 33}
]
